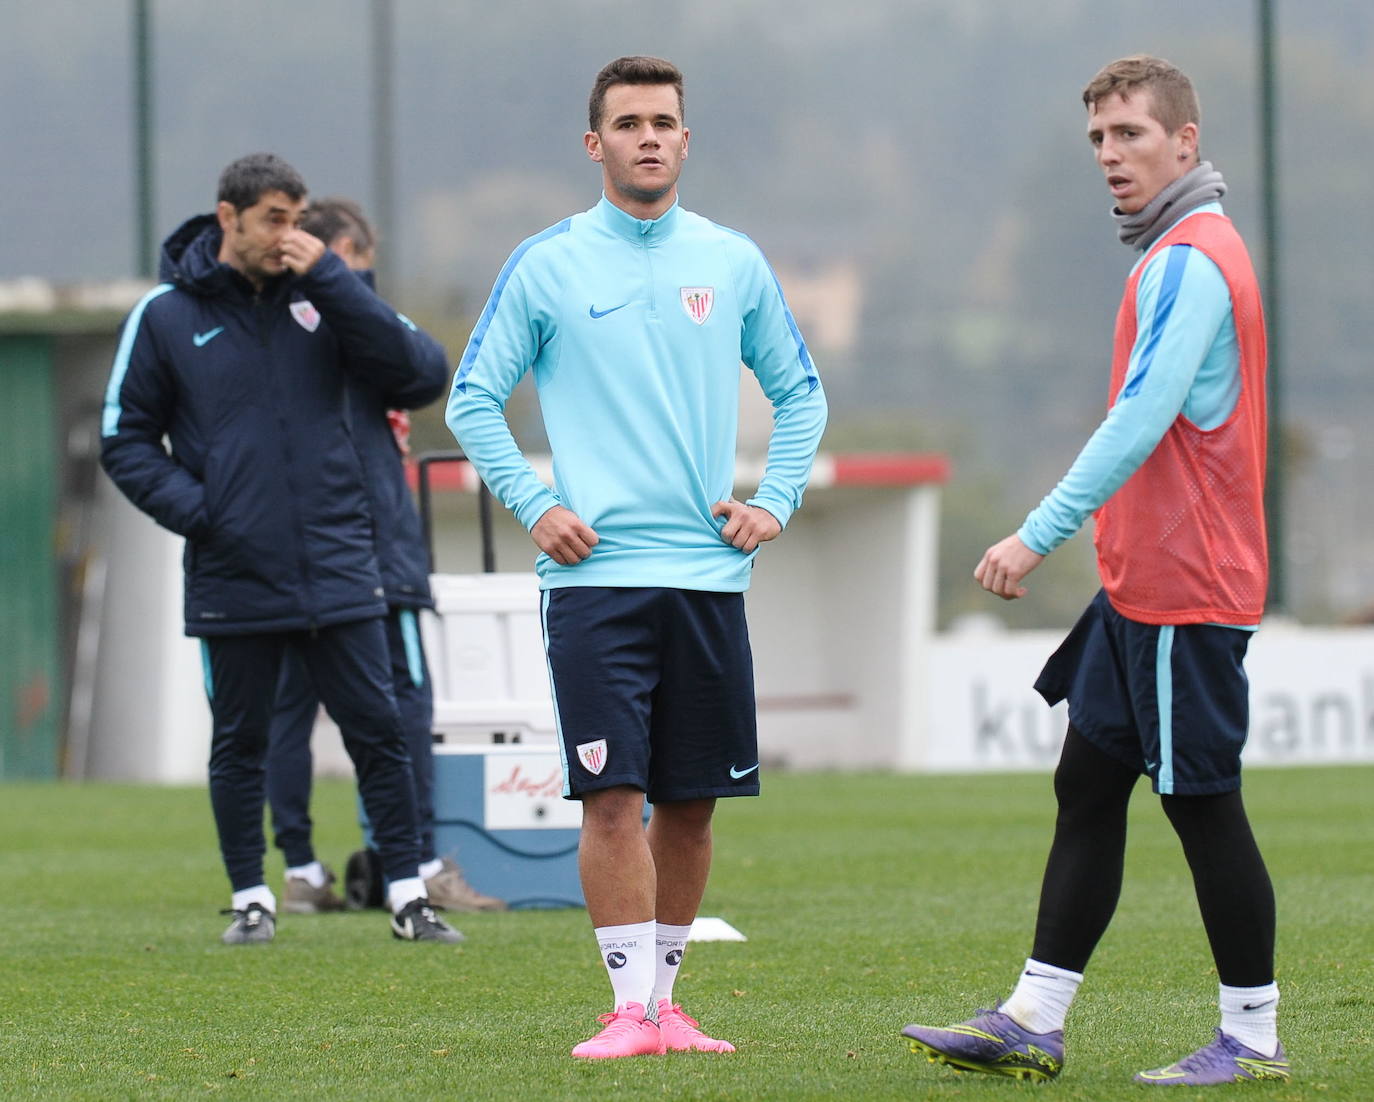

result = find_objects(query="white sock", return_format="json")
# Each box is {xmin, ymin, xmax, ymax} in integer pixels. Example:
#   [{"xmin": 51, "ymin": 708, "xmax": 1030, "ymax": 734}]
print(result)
[
  {"xmin": 999, "ymin": 958, "xmax": 1083, "ymax": 1034},
  {"xmin": 231, "ymin": 884, "xmax": 276, "ymax": 914},
  {"xmin": 595, "ymin": 920, "xmax": 657, "ymax": 1013},
  {"xmin": 1219, "ymin": 982, "xmax": 1280, "ymax": 1056},
  {"xmin": 387, "ymin": 875, "xmax": 426, "ymax": 913},
  {"xmin": 650, "ymin": 922, "xmax": 693, "ymax": 1007},
  {"xmin": 419, "ymin": 858, "xmax": 444, "ymax": 881},
  {"xmin": 285, "ymin": 860, "xmax": 328, "ymax": 888}
]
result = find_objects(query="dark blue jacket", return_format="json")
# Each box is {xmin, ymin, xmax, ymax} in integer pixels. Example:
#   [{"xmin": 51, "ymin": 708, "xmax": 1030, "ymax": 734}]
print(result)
[
  {"xmin": 351, "ymin": 269, "xmax": 440, "ymax": 611},
  {"xmin": 100, "ymin": 214, "xmax": 449, "ymax": 636}
]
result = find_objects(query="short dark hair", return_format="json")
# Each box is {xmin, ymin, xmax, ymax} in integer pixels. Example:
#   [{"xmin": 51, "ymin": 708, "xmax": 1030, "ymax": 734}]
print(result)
[
  {"xmin": 301, "ymin": 197, "xmax": 375, "ymax": 252},
  {"xmin": 588, "ymin": 55, "xmax": 684, "ymax": 133},
  {"xmin": 217, "ymin": 152, "xmax": 307, "ymax": 213},
  {"xmin": 1082, "ymin": 55, "xmax": 1200, "ymax": 134}
]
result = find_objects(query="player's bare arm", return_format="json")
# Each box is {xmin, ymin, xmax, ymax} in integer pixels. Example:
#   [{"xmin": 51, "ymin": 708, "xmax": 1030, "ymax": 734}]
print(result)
[
  {"xmin": 532, "ymin": 504, "xmax": 599, "ymax": 565},
  {"xmin": 712, "ymin": 499, "xmax": 782, "ymax": 554},
  {"xmin": 975, "ymin": 532, "xmax": 1045, "ymax": 601}
]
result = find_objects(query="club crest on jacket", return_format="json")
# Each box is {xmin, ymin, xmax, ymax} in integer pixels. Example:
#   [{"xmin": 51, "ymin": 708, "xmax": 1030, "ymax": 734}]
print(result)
[{"xmin": 290, "ymin": 300, "xmax": 321, "ymax": 332}]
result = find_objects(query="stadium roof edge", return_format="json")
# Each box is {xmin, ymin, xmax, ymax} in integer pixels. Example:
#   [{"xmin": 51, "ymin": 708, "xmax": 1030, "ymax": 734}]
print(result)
[{"xmin": 0, "ymin": 278, "xmax": 155, "ymax": 335}]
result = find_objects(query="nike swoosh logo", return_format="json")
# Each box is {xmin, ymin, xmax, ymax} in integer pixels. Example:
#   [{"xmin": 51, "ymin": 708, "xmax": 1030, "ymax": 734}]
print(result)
[
  {"xmin": 729, "ymin": 763, "xmax": 760, "ymax": 779},
  {"xmin": 193, "ymin": 326, "xmax": 225, "ymax": 347},
  {"xmin": 1242, "ymin": 1000, "xmax": 1277, "ymax": 1011},
  {"xmin": 589, "ymin": 303, "xmax": 629, "ymax": 319}
]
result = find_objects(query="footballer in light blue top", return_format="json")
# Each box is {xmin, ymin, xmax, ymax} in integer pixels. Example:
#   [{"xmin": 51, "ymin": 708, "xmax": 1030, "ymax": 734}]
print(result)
[{"xmin": 447, "ymin": 193, "xmax": 827, "ymax": 592}]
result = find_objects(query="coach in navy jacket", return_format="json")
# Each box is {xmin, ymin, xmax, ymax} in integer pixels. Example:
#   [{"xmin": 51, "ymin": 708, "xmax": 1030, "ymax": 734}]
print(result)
[
  {"xmin": 103, "ymin": 222, "xmax": 443, "ymax": 633},
  {"xmin": 100, "ymin": 153, "xmax": 459, "ymax": 945}
]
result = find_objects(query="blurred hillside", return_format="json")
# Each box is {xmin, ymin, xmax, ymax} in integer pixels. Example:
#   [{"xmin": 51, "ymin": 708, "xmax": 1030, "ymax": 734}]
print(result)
[{"xmin": 4, "ymin": 0, "xmax": 1372, "ymax": 625}]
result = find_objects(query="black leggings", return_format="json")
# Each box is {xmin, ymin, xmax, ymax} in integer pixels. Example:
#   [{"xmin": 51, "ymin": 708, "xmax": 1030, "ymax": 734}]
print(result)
[{"xmin": 1030, "ymin": 726, "xmax": 1275, "ymax": 987}]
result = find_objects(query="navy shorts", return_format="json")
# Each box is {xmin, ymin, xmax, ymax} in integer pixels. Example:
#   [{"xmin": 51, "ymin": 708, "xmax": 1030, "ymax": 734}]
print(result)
[
  {"xmin": 1034, "ymin": 589, "xmax": 1254, "ymax": 795},
  {"xmin": 541, "ymin": 587, "xmax": 760, "ymax": 803}
]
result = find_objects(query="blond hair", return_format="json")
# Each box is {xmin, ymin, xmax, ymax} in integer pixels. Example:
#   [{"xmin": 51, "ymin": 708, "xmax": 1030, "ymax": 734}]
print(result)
[{"xmin": 1082, "ymin": 55, "xmax": 1200, "ymax": 134}]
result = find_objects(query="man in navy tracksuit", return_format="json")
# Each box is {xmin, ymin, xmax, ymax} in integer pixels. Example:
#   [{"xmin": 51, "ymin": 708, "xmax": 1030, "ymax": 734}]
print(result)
[
  {"xmin": 264, "ymin": 197, "xmax": 504, "ymax": 917},
  {"xmin": 101, "ymin": 153, "xmax": 459, "ymax": 944}
]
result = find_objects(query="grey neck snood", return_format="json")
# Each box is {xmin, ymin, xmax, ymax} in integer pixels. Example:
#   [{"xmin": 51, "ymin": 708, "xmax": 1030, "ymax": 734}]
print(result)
[{"xmin": 1114, "ymin": 161, "xmax": 1227, "ymax": 252}]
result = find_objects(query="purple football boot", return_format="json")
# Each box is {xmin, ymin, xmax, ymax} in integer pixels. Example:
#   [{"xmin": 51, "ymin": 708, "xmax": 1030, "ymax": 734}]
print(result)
[
  {"xmin": 902, "ymin": 1008, "xmax": 1064, "ymax": 1082},
  {"xmin": 1135, "ymin": 1029, "xmax": 1290, "ymax": 1086}
]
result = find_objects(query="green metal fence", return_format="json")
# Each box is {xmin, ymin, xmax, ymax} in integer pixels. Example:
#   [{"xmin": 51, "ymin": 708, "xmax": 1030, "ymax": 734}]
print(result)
[{"xmin": 0, "ymin": 334, "xmax": 61, "ymax": 777}]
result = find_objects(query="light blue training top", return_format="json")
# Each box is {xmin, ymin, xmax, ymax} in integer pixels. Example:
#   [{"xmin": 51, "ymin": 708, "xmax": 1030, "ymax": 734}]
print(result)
[
  {"xmin": 1019, "ymin": 204, "xmax": 1240, "ymax": 556},
  {"xmin": 447, "ymin": 196, "xmax": 828, "ymax": 592}
]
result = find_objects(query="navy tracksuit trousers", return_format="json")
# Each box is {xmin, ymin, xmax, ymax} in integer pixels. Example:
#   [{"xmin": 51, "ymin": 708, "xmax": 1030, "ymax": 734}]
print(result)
[
  {"xmin": 202, "ymin": 617, "xmax": 421, "ymax": 891},
  {"xmin": 265, "ymin": 608, "xmax": 436, "ymax": 868}
]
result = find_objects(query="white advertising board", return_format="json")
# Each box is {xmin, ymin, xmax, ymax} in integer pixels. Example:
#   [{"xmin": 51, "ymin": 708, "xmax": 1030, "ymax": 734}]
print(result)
[{"xmin": 925, "ymin": 626, "xmax": 1374, "ymax": 772}]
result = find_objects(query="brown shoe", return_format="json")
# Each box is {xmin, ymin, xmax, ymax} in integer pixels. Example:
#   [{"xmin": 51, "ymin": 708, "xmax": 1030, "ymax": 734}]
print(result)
[
  {"xmin": 282, "ymin": 865, "xmax": 346, "ymax": 914},
  {"xmin": 424, "ymin": 858, "xmax": 508, "ymax": 912}
]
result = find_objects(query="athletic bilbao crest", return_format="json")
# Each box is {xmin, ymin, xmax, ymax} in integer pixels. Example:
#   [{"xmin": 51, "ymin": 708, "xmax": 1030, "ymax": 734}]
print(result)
[
  {"xmin": 680, "ymin": 287, "xmax": 714, "ymax": 325},
  {"xmin": 577, "ymin": 739, "xmax": 608, "ymax": 776},
  {"xmin": 290, "ymin": 300, "xmax": 321, "ymax": 332}
]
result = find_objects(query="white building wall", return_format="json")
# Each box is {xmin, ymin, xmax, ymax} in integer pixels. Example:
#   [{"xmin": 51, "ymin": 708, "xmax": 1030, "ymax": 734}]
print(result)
[
  {"xmin": 87, "ymin": 477, "xmax": 210, "ymax": 782},
  {"xmin": 87, "ymin": 461, "xmax": 1374, "ymax": 783}
]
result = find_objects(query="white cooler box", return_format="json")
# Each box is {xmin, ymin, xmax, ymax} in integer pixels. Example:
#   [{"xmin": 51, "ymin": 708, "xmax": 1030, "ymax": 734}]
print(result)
[
  {"xmin": 431, "ymin": 742, "xmax": 585, "ymax": 908},
  {"xmin": 419, "ymin": 572, "xmax": 556, "ymax": 743},
  {"xmin": 421, "ymin": 571, "xmax": 582, "ymax": 906}
]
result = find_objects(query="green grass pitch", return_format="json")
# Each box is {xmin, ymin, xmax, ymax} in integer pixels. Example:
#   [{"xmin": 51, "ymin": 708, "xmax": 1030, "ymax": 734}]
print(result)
[{"xmin": 0, "ymin": 766, "xmax": 1368, "ymax": 1100}]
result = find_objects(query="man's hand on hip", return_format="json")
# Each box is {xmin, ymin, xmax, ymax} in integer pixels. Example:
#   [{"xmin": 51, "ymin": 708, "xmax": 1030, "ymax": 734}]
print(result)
[
  {"xmin": 712, "ymin": 499, "xmax": 781, "ymax": 554},
  {"xmin": 532, "ymin": 505, "xmax": 599, "ymax": 565}
]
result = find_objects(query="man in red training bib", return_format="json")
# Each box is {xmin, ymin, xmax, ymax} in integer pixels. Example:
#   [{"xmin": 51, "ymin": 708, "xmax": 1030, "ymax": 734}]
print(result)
[{"xmin": 901, "ymin": 55, "xmax": 1288, "ymax": 1089}]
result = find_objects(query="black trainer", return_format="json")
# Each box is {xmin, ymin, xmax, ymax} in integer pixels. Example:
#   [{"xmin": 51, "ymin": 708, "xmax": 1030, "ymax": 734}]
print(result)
[
  {"xmin": 220, "ymin": 902, "xmax": 275, "ymax": 945},
  {"xmin": 390, "ymin": 898, "xmax": 464, "ymax": 943}
]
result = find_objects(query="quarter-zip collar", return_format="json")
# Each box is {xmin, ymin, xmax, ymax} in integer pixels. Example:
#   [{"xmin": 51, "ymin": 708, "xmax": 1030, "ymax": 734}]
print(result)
[{"xmin": 596, "ymin": 194, "xmax": 680, "ymax": 245}]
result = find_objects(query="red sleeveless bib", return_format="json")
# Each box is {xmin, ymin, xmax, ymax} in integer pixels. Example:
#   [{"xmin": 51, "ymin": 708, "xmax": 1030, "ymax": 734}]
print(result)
[{"xmin": 1094, "ymin": 213, "xmax": 1268, "ymax": 625}]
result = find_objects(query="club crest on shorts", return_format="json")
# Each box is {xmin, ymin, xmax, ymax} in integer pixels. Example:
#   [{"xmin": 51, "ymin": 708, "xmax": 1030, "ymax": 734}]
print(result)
[
  {"xmin": 680, "ymin": 287, "xmax": 714, "ymax": 325},
  {"xmin": 577, "ymin": 739, "xmax": 608, "ymax": 776},
  {"xmin": 290, "ymin": 300, "xmax": 321, "ymax": 332}
]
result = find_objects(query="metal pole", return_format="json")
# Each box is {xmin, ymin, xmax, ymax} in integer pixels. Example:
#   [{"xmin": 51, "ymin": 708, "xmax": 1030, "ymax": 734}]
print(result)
[
  {"xmin": 133, "ymin": 0, "xmax": 155, "ymax": 278},
  {"xmin": 416, "ymin": 451, "xmax": 494, "ymax": 574},
  {"xmin": 370, "ymin": 0, "xmax": 396, "ymax": 288},
  {"xmin": 1258, "ymin": 0, "xmax": 1284, "ymax": 610},
  {"xmin": 417, "ymin": 450, "xmax": 460, "ymax": 573}
]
